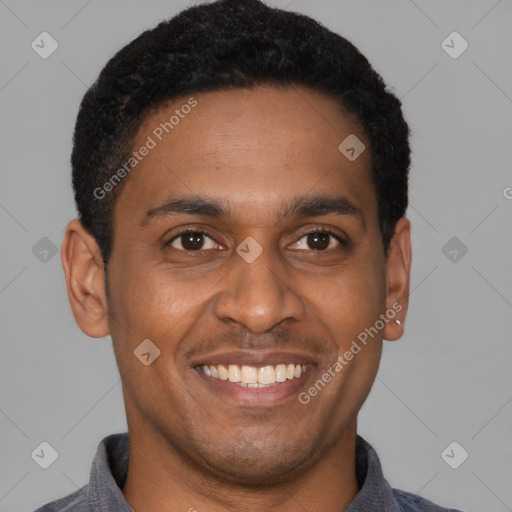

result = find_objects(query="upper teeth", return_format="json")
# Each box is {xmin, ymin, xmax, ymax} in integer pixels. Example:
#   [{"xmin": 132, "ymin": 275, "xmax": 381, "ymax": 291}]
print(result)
[{"xmin": 201, "ymin": 364, "xmax": 306, "ymax": 386}]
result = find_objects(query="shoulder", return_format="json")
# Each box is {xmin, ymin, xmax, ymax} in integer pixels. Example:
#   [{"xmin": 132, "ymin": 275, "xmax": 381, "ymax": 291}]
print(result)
[
  {"xmin": 392, "ymin": 488, "xmax": 464, "ymax": 512},
  {"xmin": 33, "ymin": 486, "xmax": 88, "ymax": 512}
]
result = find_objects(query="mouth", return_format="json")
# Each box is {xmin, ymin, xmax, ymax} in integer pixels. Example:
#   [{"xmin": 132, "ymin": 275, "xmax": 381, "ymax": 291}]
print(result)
[
  {"xmin": 191, "ymin": 352, "xmax": 315, "ymax": 406},
  {"xmin": 199, "ymin": 363, "xmax": 306, "ymax": 387}
]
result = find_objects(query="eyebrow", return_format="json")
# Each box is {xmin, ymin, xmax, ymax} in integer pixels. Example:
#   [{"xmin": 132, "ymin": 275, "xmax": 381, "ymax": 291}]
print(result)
[{"xmin": 140, "ymin": 194, "xmax": 360, "ymax": 228}]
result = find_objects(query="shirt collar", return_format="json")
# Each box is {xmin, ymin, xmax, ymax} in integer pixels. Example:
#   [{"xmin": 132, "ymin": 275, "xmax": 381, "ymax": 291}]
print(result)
[
  {"xmin": 347, "ymin": 435, "xmax": 402, "ymax": 511},
  {"xmin": 88, "ymin": 433, "xmax": 133, "ymax": 512}
]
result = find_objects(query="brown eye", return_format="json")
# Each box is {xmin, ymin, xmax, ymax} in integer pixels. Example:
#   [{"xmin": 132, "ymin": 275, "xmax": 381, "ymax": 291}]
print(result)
[
  {"xmin": 181, "ymin": 232, "xmax": 205, "ymax": 250},
  {"xmin": 290, "ymin": 230, "xmax": 345, "ymax": 252},
  {"xmin": 167, "ymin": 231, "xmax": 218, "ymax": 251},
  {"xmin": 306, "ymin": 232, "xmax": 330, "ymax": 250}
]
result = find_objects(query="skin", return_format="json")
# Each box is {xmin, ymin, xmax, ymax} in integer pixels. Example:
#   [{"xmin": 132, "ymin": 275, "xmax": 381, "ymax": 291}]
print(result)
[{"xmin": 62, "ymin": 85, "xmax": 411, "ymax": 512}]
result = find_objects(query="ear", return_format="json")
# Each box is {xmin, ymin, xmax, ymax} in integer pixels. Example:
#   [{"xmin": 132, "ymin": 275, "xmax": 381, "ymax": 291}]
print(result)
[
  {"xmin": 382, "ymin": 217, "xmax": 412, "ymax": 341},
  {"xmin": 61, "ymin": 219, "xmax": 110, "ymax": 338}
]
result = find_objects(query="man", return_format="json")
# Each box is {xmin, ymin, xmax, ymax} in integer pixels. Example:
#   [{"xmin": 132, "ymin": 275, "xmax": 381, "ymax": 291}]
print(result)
[{"xmin": 37, "ymin": 0, "xmax": 462, "ymax": 510}]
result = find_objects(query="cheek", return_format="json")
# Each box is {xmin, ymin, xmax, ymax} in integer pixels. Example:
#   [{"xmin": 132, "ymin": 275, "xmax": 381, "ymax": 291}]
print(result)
[
  {"xmin": 304, "ymin": 257, "xmax": 385, "ymax": 341},
  {"xmin": 105, "ymin": 265, "xmax": 204, "ymax": 409},
  {"xmin": 296, "ymin": 263, "xmax": 385, "ymax": 439},
  {"xmin": 106, "ymin": 259, "xmax": 218, "ymax": 354}
]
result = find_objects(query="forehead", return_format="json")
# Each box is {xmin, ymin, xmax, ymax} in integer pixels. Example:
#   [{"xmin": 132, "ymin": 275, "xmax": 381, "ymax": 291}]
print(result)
[{"xmin": 114, "ymin": 85, "xmax": 376, "ymax": 227}]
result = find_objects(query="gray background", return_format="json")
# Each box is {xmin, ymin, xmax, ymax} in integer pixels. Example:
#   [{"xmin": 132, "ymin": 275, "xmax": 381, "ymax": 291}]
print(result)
[{"xmin": 1, "ymin": 0, "xmax": 511, "ymax": 510}]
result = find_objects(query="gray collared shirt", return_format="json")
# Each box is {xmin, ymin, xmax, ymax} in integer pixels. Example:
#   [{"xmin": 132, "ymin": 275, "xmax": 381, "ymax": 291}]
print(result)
[{"xmin": 34, "ymin": 433, "xmax": 462, "ymax": 511}]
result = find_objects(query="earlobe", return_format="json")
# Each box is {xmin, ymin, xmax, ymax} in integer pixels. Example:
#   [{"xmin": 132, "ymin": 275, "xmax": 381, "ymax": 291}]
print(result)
[
  {"xmin": 383, "ymin": 217, "xmax": 412, "ymax": 341},
  {"xmin": 61, "ymin": 219, "xmax": 110, "ymax": 338}
]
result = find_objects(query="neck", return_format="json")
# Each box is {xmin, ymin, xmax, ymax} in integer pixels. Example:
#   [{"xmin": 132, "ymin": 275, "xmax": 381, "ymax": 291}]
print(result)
[{"xmin": 122, "ymin": 421, "xmax": 360, "ymax": 512}]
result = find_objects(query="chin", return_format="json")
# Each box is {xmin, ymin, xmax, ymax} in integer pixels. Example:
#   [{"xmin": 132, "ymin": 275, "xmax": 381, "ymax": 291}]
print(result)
[{"xmin": 188, "ymin": 433, "xmax": 321, "ymax": 486}]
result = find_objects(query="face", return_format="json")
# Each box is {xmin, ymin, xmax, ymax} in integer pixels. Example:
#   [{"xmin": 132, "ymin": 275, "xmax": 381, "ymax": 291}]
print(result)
[{"xmin": 65, "ymin": 85, "xmax": 410, "ymax": 484}]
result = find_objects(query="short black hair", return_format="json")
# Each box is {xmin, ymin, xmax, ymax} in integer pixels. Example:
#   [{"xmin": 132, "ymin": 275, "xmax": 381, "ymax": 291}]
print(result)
[{"xmin": 72, "ymin": 0, "xmax": 410, "ymax": 263}]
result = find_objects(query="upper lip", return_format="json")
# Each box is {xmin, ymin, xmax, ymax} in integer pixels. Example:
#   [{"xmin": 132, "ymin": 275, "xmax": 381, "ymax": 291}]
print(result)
[{"xmin": 190, "ymin": 350, "xmax": 317, "ymax": 368}]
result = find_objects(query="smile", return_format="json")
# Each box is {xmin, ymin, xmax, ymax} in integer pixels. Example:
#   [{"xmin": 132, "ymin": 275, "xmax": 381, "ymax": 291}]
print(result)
[{"xmin": 199, "ymin": 363, "xmax": 307, "ymax": 387}]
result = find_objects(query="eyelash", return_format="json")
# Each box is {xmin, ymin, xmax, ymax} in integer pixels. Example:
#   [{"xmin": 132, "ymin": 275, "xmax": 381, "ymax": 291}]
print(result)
[{"xmin": 165, "ymin": 227, "xmax": 347, "ymax": 251}]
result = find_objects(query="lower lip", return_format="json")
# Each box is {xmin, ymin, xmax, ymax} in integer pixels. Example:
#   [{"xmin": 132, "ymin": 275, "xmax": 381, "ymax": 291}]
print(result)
[{"xmin": 195, "ymin": 367, "xmax": 313, "ymax": 407}]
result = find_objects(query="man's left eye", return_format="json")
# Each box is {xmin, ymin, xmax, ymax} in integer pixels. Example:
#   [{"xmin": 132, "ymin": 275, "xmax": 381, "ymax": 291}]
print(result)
[{"xmin": 291, "ymin": 231, "xmax": 343, "ymax": 251}]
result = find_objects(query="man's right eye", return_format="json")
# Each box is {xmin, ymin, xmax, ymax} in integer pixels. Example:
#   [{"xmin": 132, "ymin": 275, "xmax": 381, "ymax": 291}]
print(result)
[{"xmin": 166, "ymin": 230, "xmax": 221, "ymax": 251}]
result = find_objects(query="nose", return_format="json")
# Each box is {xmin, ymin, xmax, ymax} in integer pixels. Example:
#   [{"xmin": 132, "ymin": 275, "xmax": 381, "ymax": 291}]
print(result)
[{"xmin": 213, "ymin": 247, "xmax": 305, "ymax": 334}]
